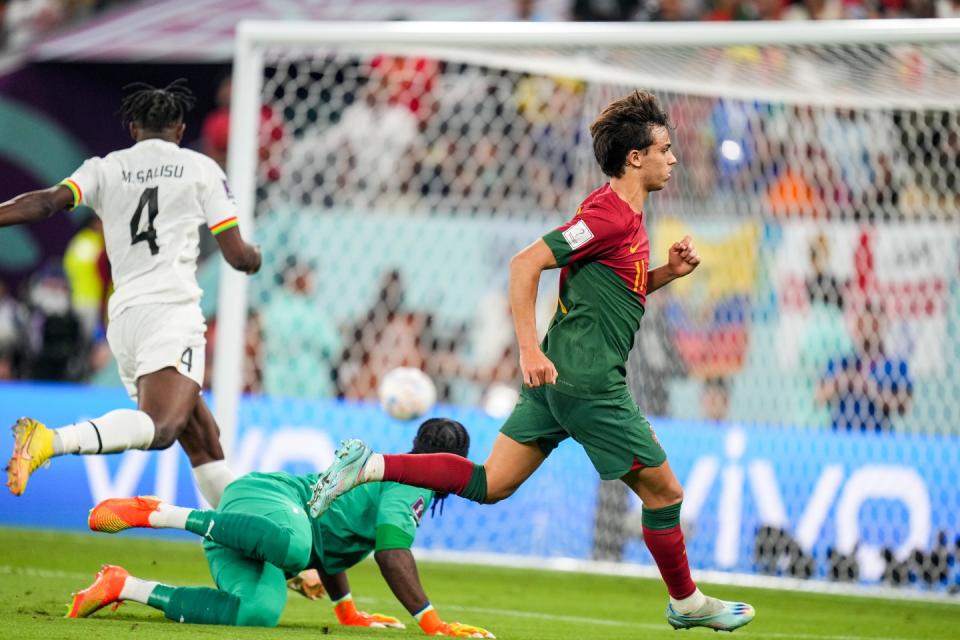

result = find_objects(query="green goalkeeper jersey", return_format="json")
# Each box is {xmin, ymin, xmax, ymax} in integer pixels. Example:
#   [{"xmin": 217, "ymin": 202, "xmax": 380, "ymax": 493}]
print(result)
[{"xmin": 283, "ymin": 473, "xmax": 434, "ymax": 574}]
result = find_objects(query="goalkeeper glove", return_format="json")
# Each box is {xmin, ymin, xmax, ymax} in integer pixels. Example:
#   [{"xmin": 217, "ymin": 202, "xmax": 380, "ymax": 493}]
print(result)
[
  {"xmin": 416, "ymin": 604, "xmax": 496, "ymax": 638},
  {"xmin": 333, "ymin": 593, "xmax": 406, "ymax": 629},
  {"xmin": 286, "ymin": 569, "xmax": 326, "ymax": 600}
]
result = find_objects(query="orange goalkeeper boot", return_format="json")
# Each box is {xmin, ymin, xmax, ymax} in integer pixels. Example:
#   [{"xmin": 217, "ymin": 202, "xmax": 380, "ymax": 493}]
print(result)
[
  {"xmin": 67, "ymin": 564, "xmax": 128, "ymax": 618},
  {"xmin": 89, "ymin": 496, "xmax": 161, "ymax": 533}
]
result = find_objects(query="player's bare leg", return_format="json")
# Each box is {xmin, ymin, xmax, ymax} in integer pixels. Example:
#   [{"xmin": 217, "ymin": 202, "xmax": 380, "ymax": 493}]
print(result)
[
  {"xmin": 623, "ymin": 459, "xmax": 684, "ymax": 508},
  {"xmin": 177, "ymin": 398, "xmax": 223, "ymax": 467},
  {"xmin": 137, "ymin": 367, "xmax": 201, "ymax": 449},
  {"xmin": 177, "ymin": 397, "xmax": 235, "ymax": 507},
  {"xmin": 5, "ymin": 367, "xmax": 196, "ymax": 496},
  {"xmin": 623, "ymin": 462, "xmax": 754, "ymax": 632},
  {"xmin": 477, "ymin": 434, "xmax": 546, "ymax": 503},
  {"xmin": 310, "ymin": 433, "xmax": 546, "ymax": 517}
]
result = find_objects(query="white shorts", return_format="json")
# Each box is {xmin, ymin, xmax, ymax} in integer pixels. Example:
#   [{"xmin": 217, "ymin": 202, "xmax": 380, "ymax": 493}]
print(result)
[{"xmin": 107, "ymin": 303, "xmax": 207, "ymax": 400}]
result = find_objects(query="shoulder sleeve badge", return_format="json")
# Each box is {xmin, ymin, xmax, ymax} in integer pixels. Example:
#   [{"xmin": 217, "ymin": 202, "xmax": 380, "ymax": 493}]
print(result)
[{"xmin": 562, "ymin": 219, "xmax": 594, "ymax": 250}]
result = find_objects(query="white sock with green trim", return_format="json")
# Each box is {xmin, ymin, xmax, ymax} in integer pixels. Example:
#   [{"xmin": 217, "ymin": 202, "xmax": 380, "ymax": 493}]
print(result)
[
  {"xmin": 147, "ymin": 503, "xmax": 191, "ymax": 530},
  {"xmin": 119, "ymin": 576, "xmax": 160, "ymax": 605}
]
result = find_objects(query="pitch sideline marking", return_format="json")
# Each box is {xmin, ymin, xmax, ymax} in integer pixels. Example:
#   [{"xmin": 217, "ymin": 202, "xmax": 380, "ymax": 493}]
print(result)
[{"xmin": 0, "ymin": 564, "xmax": 91, "ymax": 581}]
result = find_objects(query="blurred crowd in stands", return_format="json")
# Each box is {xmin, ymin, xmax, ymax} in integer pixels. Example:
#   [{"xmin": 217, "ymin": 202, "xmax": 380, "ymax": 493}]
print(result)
[
  {"xmin": 568, "ymin": 0, "xmax": 958, "ymax": 19},
  {"xmin": 0, "ymin": 214, "xmax": 111, "ymax": 383},
  {"xmin": 0, "ymin": 0, "xmax": 956, "ymax": 436},
  {"xmin": 0, "ymin": 0, "xmax": 130, "ymax": 51},
  {"xmin": 2, "ymin": 0, "xmax": 959, "ymax": 54}
]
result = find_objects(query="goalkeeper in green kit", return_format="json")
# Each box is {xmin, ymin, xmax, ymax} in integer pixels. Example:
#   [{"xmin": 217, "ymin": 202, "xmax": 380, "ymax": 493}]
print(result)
[{"xmin": 67, "ymin": 418, "xmax": 494, "ymax": 638}]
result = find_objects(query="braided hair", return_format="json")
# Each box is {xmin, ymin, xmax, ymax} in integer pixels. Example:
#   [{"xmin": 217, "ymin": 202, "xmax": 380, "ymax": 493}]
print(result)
[
  {"xmin": 410, "ymin": 417, "xmax": 470, "ymax": 516},
  {"xmin": 119, "ymin": 78, "xmax": 196, "ymax": 131}
]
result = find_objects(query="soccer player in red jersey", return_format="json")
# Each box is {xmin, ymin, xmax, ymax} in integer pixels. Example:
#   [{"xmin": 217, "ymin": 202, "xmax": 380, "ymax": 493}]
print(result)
[{"xmin": 310, "ymin": 91, "xmax": 755, "ymax": 631}]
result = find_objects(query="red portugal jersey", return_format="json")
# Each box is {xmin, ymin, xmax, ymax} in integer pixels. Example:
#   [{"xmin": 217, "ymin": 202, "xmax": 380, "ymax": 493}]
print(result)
[{"xmin": 540, "ymin": 183, "xmax": 649, "ymax": 398}]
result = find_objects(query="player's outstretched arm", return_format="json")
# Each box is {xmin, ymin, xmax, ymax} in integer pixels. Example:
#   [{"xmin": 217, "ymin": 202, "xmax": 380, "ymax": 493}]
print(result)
[
  {"xmin": 0, "ymin": 185, "xmax": 74, "ymax": 228},
  {"xmin": 509, "ymin": 239, "xmax": 558, "ymax": 388},
  {"xmin": 647, "ymin": 234, "xmax": 701, "ymax": 295},
  {"xmin": 213, "ymin": 226, "xmax": 261, "ymax": 274},
  {"xmin": 375, "ymin": 549, "xmax": 495, "ymax": 637}
]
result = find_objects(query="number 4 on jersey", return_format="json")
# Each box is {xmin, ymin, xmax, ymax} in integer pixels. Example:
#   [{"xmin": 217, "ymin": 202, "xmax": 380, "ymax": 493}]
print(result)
[{"xmin": 130, "ymin": 186, "xmax": 160, "ymax": 255}]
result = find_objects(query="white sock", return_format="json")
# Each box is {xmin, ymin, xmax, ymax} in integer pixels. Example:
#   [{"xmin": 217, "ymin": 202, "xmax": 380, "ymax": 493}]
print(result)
[
  {"xmin": 359, "ymin": 453, "xmax": 385, "ymax": 483},
  {"xmin": 147, "ymin": 502, "xmax": 192, "ymax": 530},
  {"xmin": 52, "ymin": 409, "xmax": 155, "ymax": 455},
  {"xmin": 191, "ymin": 460, "xmax": 236, "ymax": 508},
  {"xmin": 119, "ymin": 576, "xmax": 162, "ymax": 605},
  {"xmin": 670, "ymin": 588, "xmax": 707, "ymax": 615}
]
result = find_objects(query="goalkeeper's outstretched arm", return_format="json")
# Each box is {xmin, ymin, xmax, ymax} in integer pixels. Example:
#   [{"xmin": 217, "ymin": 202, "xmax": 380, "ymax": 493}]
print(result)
[{"xmin": 375, "ymin": 549, "xmax": 495, "ymax": 637}]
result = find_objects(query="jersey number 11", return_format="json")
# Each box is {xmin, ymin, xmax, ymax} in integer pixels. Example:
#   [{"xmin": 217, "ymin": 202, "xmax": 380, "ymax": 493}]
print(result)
[{"xmin": 130, "ymin": 186, "xmax": 160, "ymax": 256}]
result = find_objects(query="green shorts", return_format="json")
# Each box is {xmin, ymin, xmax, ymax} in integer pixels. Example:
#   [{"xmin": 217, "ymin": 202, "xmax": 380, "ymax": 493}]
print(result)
[
  {"xmin": 500, "ymin": 385, "xmax": 667, "ymax": 480},
  {"xmin": 203, "ymin": 474, "xmax": 316, "ymax": 615}
]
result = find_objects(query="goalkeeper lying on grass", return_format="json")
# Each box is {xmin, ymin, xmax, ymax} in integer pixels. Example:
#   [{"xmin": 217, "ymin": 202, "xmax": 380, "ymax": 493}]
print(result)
[{"xmin": 68, "ymin": 418, "xmax": 494, "ymax": 638}]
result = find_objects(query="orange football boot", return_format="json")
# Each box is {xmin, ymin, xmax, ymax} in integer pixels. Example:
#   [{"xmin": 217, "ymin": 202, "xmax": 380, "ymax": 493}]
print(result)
[
  {"xmin": 89, "ymin": 496, "xmax": 162, "ymax": 533},
  {"xmin": 67, "ymin": 564, "xmax": 129, "ymax": 618}
]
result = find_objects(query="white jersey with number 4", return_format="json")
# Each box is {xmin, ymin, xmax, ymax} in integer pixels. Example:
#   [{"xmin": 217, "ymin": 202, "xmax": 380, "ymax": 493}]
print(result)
[{"xmin": 62, "ymin": 138, "xmax": 238, "ymax": 321}]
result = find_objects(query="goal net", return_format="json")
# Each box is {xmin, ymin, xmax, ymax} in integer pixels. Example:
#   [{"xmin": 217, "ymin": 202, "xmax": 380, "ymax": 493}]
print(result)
[{"xmin": 216, "ymin": 21, "xmax": 960, "ymax": 597}]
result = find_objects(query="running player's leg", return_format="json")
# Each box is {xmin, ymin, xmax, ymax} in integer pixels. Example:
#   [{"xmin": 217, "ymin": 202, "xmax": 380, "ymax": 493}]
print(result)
[
  {"xmin": 623, "ymin": 462, "xmax": 754, "ymax": 630},
  {"xmin": 53, "ymin": 365, "xmax": 195, "ymax": 454},
  {"xmin": 621, "ymin": 461, "xmax": 696, "ymax": 601},
  {"xmin": 478, "ymin": 433, "xmax": 546, "ymax": 502},
  {"xmin": 7, "ymin": 304, "xmax": 206, "ymax": 495},
  {"xmin": 137, "ymin": 367, "xmax": 201, "ymax": 449},
  {"xmin": 562, "ymin": 392, "xmax": 752, "ymax": 630},
  {"xmin": 178, "ymin": 397, "xmax": 235, "ymax": 507},
  {"xmin": 309, "ymin": 387, "xmax": 558, "ymax": 515},
  {"xmin": 5, "ymin": 367, "xmax": 194, "ymax": 496}
]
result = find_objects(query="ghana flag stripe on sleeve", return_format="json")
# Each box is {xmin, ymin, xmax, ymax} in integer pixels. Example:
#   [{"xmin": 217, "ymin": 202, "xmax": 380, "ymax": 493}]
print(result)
[
  {"xmin": 60, "ymin": 179, "xmax": 82, "ymax": 209},
  {"xmin": 210, "ymin": 216, "xmax": 238, "ymax": 235}
]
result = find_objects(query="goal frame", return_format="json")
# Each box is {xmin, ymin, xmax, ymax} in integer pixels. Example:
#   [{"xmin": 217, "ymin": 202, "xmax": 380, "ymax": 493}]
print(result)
[{"xmin": 216, "ymin": 18, "xmax": 960, "ymax": 456}]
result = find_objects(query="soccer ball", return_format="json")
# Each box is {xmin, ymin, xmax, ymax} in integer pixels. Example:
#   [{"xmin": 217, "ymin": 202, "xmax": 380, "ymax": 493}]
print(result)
[{"xmin": 378, "ymin": 367, "xmax": 437, "ymax": 421}]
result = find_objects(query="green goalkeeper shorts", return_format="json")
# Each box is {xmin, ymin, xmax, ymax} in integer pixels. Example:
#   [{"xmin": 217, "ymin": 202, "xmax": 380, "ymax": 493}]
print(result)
[
  {"xmin": 202, "ymin": 473, "xmax": 316, "ymax": 616},
  {"xmin": 500, "ymin": 384, "xmax": 667, "ymax": 480}
]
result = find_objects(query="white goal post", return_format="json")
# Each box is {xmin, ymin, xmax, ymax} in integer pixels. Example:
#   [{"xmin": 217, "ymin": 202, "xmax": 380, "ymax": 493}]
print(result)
[{"xmin": 216, "ymin": 20, "xmax": 960, "ymax": 598}]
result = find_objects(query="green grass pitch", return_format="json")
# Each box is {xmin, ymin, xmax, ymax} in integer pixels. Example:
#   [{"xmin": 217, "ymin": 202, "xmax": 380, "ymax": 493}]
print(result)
[{"xmin": 1, "ymin": 527, "xmax": 956, "ymax": 640}]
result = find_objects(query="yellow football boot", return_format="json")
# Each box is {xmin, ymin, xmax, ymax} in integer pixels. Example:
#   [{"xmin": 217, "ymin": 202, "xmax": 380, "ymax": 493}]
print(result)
[{"xmin": 6, "ymin": 417, "xmax": 54, "ymax": 496}]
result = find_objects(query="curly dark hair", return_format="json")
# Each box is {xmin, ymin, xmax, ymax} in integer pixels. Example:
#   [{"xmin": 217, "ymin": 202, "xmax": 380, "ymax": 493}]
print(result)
[
  {"xmin": 119, "ymin": 78, "xmax": 196, "ymax": 131},
  {"xmin": 590, "ymin": 90, "xmax": 671, "ymax": 178},
  {"xmin": 411, "ymin": 417, "xmax": 470, "ymax": 458},
  {"xmin": 410, "ymin": 417, "xmax": 470, "ymax": 515}
]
